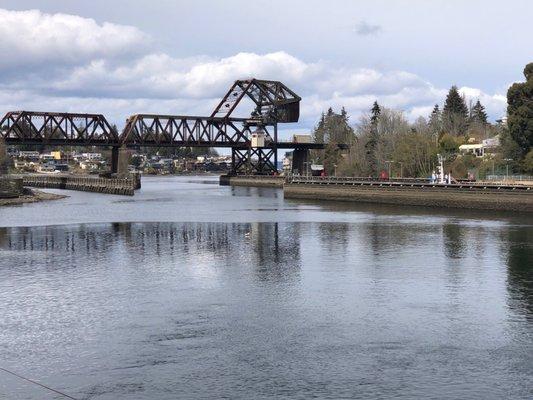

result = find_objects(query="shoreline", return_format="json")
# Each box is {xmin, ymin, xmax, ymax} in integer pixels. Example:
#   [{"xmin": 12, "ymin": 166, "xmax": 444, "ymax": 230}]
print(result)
[
  {"xmin": 284, "ymin": 183, "xmax": 533, "ymax": 213},
  {"xmin": 0, "ymin": 189, "xmax": 67, "ymax": 207},
  {"xmin": 218, "ymin": 175, "xmax": 533, "ymax": 213}
]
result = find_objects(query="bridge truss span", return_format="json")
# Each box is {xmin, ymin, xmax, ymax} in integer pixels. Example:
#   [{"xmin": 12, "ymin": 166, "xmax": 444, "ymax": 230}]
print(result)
[
  {"xmin": 0, "ymin": 111, "xmax": 119, "ymax": 146},
  {"xmin": 120, "ymin": 114, "xmax": 276, "ymax": 148},
  {"xmin": 0, "ymin": 79, "xmax": 337, "ymax": 175}
]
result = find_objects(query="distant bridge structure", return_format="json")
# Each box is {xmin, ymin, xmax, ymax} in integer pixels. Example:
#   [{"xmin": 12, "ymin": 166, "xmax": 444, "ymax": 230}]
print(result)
[{"xmin": 0, "ymin": 79, "xmax": 338, "ymax": 174}]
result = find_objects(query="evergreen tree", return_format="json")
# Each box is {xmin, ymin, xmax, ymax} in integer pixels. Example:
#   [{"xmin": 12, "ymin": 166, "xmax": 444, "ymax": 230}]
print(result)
[
  {"xmin": 312, "ymin": 112, "xmax": 326, "ymax": 143},
  {"xmin": 341, "ymin": 106, "xmax": 348, "ymax": 120},
  {"xmin": 370, "ymin": 101, "xmax": 381, "ymax": 124},
  {"xmin": 310, "ymin": 107, "xmax": 355, "ymax": 173},
  {"xmin": 429, "ymin": 104, "xmax": 440, "ymax": 123},
  {"xmin": 443, "ymin": 86, "xmax": 469, "ymax": 116},
  {"xmin": 365, "ymin": 101, "xmax": 381, "ymax": 175},
  {"xmin": 429, "ymin": 104, "xmax": 442, "ymax": 135},
  {"xmin": 442, "ymin": 85, "xmax": 469, "ymax": 135},
  {"xmin": 470, "ymin": 99, "xmax": 488, "ymax": 124},
  {"xmin": 507, "ymin": 62, "xmax": 533, "ymax": 157}
]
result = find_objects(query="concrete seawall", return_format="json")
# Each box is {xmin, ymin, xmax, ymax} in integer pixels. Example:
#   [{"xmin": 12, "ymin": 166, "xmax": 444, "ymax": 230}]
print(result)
[
  {"xmin": 22, "ymin": 175, "xmax": 138, "ymax": 196},
  {"xmin": 284, "ymin": 183, "xmax": 533, "ymax": 212},
  {"xmin": 220, "ymin": 175, "xmax": 284, "ymax": 188}
]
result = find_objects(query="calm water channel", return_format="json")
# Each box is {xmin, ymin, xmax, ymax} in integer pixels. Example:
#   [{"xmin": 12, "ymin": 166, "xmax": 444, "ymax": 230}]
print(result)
[{"xmin": 0, "ymin": 176, "xmax": 532, "ymax": 399}]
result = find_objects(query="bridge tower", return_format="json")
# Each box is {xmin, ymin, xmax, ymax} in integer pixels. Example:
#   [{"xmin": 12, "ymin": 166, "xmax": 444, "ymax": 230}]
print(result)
[{"xmin": 211, "ymin": 79, "xmax": 300, "ymax": 175}]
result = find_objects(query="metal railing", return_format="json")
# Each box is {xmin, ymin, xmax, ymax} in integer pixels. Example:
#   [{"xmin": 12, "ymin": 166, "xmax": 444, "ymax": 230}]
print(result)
[
  {"xmin": 486, "ymin": 174, "xmax": 533, "ymax": 182},
  {"xmin": 287, "ymin": 175, "xmax": 532, "ymax": 192}
]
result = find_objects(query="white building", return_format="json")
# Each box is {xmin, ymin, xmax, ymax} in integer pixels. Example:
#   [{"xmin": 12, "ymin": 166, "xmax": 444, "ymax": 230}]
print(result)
[
  {"xmin": 18, "ymin": 151, "xmax": 40, "ymax": 159},
  {"xmin": 459, "ymin": 144, "xmax": 484, "ymax": 157},
  {"xmin": 81, "ymin": 153, "xmax": 102, "ymax": 160},
  {"xmin": 482, "ymin": 135, "xmax": 500, "ymax": 149}
]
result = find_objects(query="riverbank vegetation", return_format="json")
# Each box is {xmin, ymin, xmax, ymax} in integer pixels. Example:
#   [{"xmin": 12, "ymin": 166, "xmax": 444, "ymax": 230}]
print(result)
[{"xmin": 312, "ymin": 62, "xmax": 533, "ymax": 179}]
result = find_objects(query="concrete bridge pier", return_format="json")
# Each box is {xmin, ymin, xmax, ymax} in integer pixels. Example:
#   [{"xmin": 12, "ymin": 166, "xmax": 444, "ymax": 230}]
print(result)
[
  {"xmin": 292, "ymin": 148, "xmax": 309, "ymax": 175},
  {"xmin": 110, "ymin": 146, "xmax": 130, "ymax": 176},
  {"xmin": 0, "ymin": 137, "xmax": 8, "ymax": 175}
]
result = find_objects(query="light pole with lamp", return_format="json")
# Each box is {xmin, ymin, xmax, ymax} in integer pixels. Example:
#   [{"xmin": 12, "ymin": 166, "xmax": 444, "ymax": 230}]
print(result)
[{"xmin": 504, "ymin": 158, "xmax": 513, "ymax": 181}]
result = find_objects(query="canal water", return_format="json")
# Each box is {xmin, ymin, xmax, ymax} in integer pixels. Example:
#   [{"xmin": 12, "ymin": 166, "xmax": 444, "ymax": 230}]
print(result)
[{"xmin": 0, "ymin": 176, "xmax": 531, "ymax": 399}]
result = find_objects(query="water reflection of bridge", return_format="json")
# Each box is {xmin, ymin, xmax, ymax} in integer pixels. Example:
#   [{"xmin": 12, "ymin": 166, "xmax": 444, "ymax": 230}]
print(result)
[
  {"xmin": 0, "ymin": 220, "xmax": 530, "ymax": 315},
  {"xmin": 0, "ymin": 222, "xmax": 303, "ymax": 283}
]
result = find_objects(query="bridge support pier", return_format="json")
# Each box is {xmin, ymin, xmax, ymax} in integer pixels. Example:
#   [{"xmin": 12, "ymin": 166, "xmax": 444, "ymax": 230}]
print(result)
[
  {"xmin": 292, "ymin": 148, "xmax": 309, "ymax": 175},
  {"xmin": 231, "ymin": 147, "xmax": 278, "ymax": 175},
  {"xmin": 110, "ymin": 146, "xmax": 130, "ymax": 176},
  {"xmin": 0, "ymin": 137, "xmax": 7, "ymax": 175}
]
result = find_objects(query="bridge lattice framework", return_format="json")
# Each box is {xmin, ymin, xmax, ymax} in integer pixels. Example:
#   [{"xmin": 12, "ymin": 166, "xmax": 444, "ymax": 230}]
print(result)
[{"xmin": 0, "ymin": 79, "xmax": 329, "ymax": 174}]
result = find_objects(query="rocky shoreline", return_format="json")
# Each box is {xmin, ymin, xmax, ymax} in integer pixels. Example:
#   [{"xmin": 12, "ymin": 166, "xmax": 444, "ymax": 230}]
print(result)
[{"xmin": 0, "ymin": 188, "xmax": 67, "ymax": 207}]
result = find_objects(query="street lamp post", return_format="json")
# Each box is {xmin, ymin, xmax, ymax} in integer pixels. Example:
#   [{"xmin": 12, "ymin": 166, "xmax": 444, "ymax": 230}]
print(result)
[{"xmin": 503, "ymin": 158, "xmax": 513, "ymax": 181}]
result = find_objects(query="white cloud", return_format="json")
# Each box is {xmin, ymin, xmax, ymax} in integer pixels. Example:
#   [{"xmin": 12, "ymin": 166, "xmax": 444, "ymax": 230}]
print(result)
[
  {"xmin": 0, "ymin": 8, "xmax": 508, "ymax": 130},
  {"xmin": 0, "ymin": 9, "xmax": 148, "ymax": 71}
]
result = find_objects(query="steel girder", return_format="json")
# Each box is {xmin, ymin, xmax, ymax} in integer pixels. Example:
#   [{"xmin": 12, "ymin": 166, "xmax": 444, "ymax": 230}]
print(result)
[
  {"xmin": 0, "ymin": 111, "xmax": 119, "ymax": 146},
  {"xmin": 231, "ymin": 148, "xmax": 277, "ymax": 175},
  {"xmin": 119, "ymin": 114, "xmax": 276, "ymax": 147},
  {"xmin": 0, "ymin": 79, "xmax": 309, "ymax": 175},
  {"xmin": 211, "ymin": 79, "xmax": 301, "ymax": 123}
]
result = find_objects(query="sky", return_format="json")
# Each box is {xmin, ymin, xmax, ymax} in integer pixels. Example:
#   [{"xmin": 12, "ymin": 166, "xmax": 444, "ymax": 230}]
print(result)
[{"xmin": 0, "ymin": 0, "xmax": 531, "ymax": 137}]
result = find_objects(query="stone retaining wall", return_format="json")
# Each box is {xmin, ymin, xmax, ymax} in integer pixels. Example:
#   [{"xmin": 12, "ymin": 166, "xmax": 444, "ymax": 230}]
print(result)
[
  {"xmin": 220, "ymin": 175, "xmax": 284, "ymax": 188},
  {"xmin": 22, "ymin": 175, "xmax": 136, "ymax": 196},
  {"xmin": 284, "ymin": 183, "xmax": 533, "ymax": 212}
]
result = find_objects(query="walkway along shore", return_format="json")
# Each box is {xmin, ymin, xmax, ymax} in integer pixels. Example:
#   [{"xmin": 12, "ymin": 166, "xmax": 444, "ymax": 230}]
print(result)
[{"xmin": 220, "ymin": 175, "xmax": 533, "ymax": 213}]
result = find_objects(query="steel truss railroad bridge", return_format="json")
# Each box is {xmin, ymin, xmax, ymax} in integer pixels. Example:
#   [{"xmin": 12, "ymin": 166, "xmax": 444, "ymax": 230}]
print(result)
[{"xmin": 0, "ymin": 79, "xmax": 332, "ymax": 175}]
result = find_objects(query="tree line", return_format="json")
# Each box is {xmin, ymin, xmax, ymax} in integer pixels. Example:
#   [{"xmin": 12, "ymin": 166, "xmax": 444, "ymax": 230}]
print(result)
[{"xmin": 310, "ymin": 62, "xmax": 533, "ymax": 178}]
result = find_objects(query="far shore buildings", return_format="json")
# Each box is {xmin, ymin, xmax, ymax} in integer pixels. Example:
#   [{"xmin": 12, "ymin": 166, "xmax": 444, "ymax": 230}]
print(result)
[
  {"xmin": 7, "ymin": 147, "xmax": 231, "ymax": 175},
  {"xmin": 459, "ymin": 135, "xmax": 500, "ymax": 158}
]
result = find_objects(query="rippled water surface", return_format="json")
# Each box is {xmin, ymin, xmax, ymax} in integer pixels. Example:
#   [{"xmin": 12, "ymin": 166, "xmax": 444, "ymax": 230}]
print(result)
[{"xmin": 0, "ymin": 176, "xmax": 532, "ymax": 399}]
